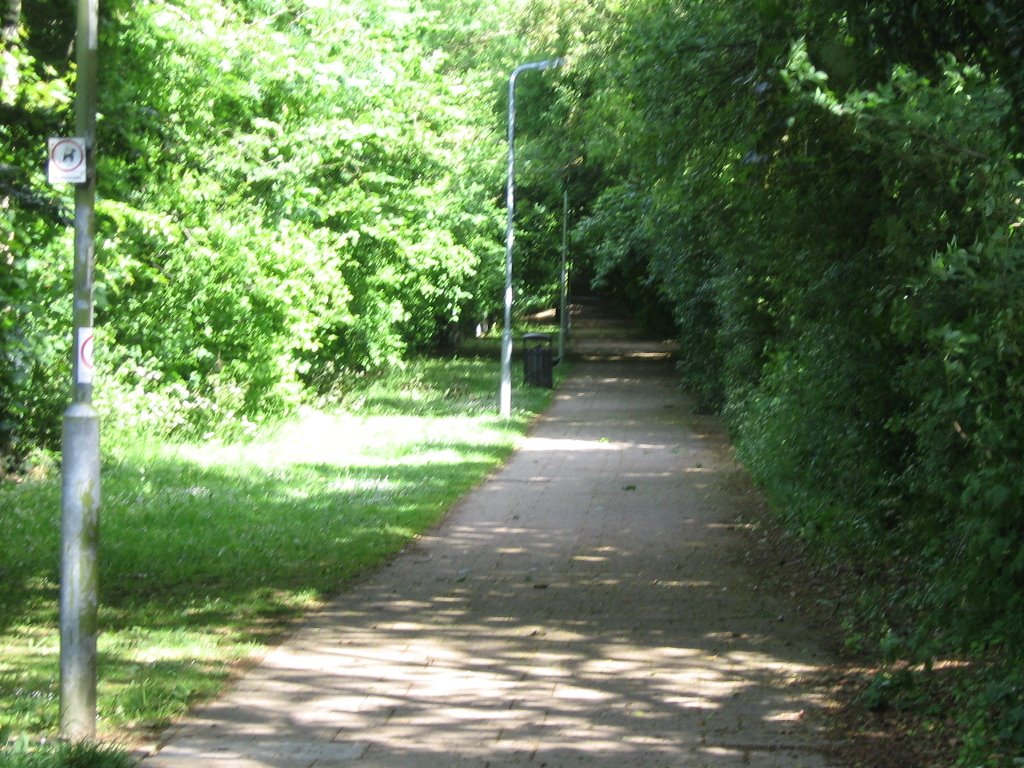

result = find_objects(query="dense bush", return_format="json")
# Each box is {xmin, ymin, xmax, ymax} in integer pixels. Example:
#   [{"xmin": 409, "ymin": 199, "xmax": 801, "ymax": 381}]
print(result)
[
  {"xmin": 1, "ymin": 5, "xmax": 75, "ymax": 469},
  {"xmin": 2, "ymin": 0, "xmax": 532, "ymax": 455},
  {"xmin": 545, "ymin": 0, "xmax": 1024, "ymax": 761}
]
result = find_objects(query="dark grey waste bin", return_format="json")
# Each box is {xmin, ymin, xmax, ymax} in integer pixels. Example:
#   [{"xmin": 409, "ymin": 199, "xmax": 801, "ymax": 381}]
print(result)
[{"xmin": 523, "ymin": 333, "xmax": 553, "ymax": 388}]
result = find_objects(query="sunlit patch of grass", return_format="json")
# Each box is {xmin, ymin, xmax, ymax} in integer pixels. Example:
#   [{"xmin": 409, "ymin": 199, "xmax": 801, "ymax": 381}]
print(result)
[
  {"xmin": 0, "ymin": 348, "xmax": 567, "ymax": 745},
  {"xmin": 99, "ymin": 626, "xmax": 243, "ymax": 733}
]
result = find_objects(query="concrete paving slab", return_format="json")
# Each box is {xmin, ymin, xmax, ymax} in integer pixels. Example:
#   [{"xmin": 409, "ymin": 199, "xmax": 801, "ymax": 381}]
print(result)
[
  {"xmin": 139, "ymin": 303, "xmax": 841, "ymax": 767},
  {"xmin": 143, "ymin": 737, "xmax": 368, "ymax": 766}
]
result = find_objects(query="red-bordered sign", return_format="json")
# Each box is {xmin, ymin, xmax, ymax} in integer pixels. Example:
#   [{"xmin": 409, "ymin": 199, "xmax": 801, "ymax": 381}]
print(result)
[
  {"xmin": 48, "ymin": 137, "xmax": 87, "ymax": 184},
  {"xmin": 77, "ymin": 327, "xmax": 95, "ymax": 385}
]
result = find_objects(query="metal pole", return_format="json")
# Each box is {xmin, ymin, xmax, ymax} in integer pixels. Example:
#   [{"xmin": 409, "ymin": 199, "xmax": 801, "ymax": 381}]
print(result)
[
  {"xmin": 499, "ymin": 68, "xmax": 518, "ymax": 418},
  {"xmin": 500, "ymin": 57, "xmax": 563, "ymax": 417},
  {"xmin": 60, "ymin": 0, "xmax": 100, "ymax": 740},
  {"xmin": 558, "ymin": 185, "xmax": 568, "ymax": 363}
]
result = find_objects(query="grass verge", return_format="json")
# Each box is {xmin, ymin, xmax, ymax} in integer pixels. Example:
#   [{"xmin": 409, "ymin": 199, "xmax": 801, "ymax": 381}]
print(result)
[
  {"xmin": 0, "ymin": 738, "xmax": 136, "ymax": 768},
  {"xmin": 0, "ymin": 345, "xmax": 567, "ymax": 757}
]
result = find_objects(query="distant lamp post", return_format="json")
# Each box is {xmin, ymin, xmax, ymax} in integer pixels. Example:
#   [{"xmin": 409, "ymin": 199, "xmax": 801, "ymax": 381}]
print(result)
[
  {"xmin": 500, "ymin": 57, "xmax": 564, "ymax": 418},
  {"xmin": 558, "ymin": 184, "xmax": 569, "ymax": 364}
]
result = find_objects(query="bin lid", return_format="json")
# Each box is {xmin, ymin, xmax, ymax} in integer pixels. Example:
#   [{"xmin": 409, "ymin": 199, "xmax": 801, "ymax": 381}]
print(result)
[{"xmin": 523, "ymin": 332, "xmax": 552, "ymax": 342}]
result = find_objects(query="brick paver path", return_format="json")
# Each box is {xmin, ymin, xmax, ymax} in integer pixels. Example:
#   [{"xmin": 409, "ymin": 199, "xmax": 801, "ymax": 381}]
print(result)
[{"xmin": 142, "ymin": 305, "xmax": 838, "ymax": 767}]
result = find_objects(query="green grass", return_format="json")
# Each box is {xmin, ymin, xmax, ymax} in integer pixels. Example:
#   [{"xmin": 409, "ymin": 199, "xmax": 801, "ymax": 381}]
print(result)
[
  {"xmin": 0, "ymin": 344, "xmax": 567, "ymax": 752},
  {"xmin": 0, "ymin": 738, "xmax": 136, "ymax": 768}
]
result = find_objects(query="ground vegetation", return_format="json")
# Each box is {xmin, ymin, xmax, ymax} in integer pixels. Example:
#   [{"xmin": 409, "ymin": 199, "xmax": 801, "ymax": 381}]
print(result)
[
  {"xmin": 3, "ymin": 0, "xmax": 1024, "ymax": 763},
  {"xmin": 545, "ymin": 2, "xmax": 1024, "ymax": 764}
]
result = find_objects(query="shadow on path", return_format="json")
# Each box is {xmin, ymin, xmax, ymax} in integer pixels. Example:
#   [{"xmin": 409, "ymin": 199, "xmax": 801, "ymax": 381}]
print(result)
[{"xmin": 142, "ymin": 304, "xmax": 840, "ymax": 768}]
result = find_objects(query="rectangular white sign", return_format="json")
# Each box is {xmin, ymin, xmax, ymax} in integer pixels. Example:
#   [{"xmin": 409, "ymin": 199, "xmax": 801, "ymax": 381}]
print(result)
[{"xmin": 47, "ymin": 137, "xmax": 88, "ymax": 184}]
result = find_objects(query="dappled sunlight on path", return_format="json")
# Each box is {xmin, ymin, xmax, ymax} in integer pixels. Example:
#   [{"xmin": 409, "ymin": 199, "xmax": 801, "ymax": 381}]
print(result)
[{"xmin": 142, "ymin": 304, "xmax": 839, "ymax": 767}]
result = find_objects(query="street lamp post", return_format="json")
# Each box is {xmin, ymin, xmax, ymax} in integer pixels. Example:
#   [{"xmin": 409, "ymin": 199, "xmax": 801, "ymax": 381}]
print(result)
[
  {"xmin": 558, "ymin": 184, "xmax": 568, "ymax": 363},
  {"xmin": 60, "ymin": 0, "xmax": 100, "ymax": 740},
  {"xmin": 500, "ymin": 57, "xmax": 564, "ymax": 418}
]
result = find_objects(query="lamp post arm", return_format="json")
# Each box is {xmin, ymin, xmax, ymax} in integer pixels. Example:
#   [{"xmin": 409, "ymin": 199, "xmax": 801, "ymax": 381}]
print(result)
[{"xmin": 500, "ymin": 57, "xmax": 564, "ymax": 418}]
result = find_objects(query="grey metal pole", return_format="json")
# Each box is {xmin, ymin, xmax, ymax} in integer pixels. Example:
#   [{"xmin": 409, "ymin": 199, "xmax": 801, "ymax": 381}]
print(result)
[
  {"xmin": 60, "ymin": 0, "xmax": 100, "ymax": 740},
  {"xmin": 558, "ymin": 186, "xmax": 568, "ymax": 363},
  {"xmin": 500, "ymin": 57, "xmax": 564, "ymax": 417}
]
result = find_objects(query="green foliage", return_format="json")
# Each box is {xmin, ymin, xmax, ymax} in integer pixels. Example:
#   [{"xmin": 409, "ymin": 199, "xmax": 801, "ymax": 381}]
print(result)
[
  {"xmin": 2, "ymin": 0, "xmax": 536, "ymax": 461},
  {"xmin": 1, "ymin": 8, "xmax": 74, "ymax": 469},
  {"xmin": 858, "ymin": 667, "xmax": 918, "ymax": 713},
  {"xmin": 90, "ymin": 0, "xmax": 511, "ymax": 434},
  {"xmin": 535, "ymin": 0, "xmax": 1024, "ymax": 761},
  {"xmin": 0, "ymin": 739, "xmax": 135, "ymax": 768},
  {"xmin": 947, "ymin": 670, "xmax": 1024, "ymax": 766}
]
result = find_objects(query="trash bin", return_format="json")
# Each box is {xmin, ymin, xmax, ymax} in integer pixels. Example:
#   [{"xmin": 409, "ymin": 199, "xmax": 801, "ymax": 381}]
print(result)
[{"xmin": 523, "ymin": 333, "xmax": 553, "ymax": 388}]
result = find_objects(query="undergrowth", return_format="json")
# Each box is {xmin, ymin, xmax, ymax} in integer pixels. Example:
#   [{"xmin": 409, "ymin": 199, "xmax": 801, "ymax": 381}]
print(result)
[{"xmin": 0, "ymin": 738, "xmax": 135, "ymax": 768}]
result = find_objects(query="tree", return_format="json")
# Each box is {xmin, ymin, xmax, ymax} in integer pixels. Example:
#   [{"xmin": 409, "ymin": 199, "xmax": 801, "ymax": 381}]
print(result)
[
  {"xmin": 544, "ymin": 1, "xmax": 1024, "ymax": 759},
  {"xmin": 1, "ymin": 0, "xmax": 73, "ymax": 468}
]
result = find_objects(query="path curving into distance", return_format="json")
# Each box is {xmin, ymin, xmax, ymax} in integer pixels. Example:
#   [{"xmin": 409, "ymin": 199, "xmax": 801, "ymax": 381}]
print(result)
[{"xmin": 141, "ymin": 302, "xmax": 839, "ymax": 768}]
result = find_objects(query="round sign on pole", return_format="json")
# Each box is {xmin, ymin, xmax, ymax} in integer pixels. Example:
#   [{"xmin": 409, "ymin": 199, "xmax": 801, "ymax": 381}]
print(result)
[
  {"xmin": 76, "ymin": 327, "xmax": 95, "ymax": 385},
  {"xmin": 48, "ymin": 137, "xmax": 88, "ymax": 184}
]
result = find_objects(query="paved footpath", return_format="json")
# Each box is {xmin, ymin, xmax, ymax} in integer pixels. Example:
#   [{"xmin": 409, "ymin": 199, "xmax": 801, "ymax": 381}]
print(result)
[{"xmin": 141, "ymin": 307, "xmax": 839, "ymax": 768}]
